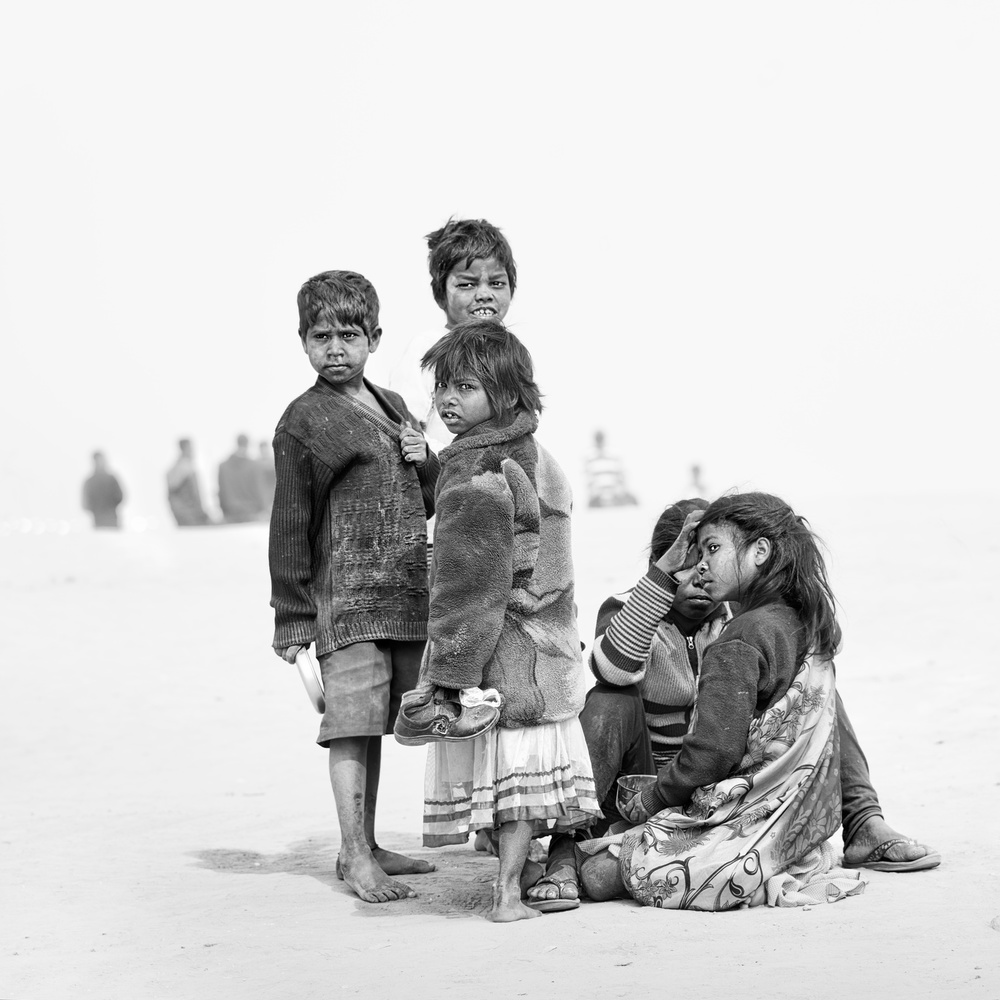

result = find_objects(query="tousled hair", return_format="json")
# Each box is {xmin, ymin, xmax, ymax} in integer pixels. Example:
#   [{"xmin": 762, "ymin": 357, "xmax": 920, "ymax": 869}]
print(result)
[
  {"xmin": 420, "ymin": 320, "xmax": 542, "ymax": 421},
  {"xmin": 297, "ymin": 270, "xmax": 380, "ymax": 340},
  {"xmin": 426, "ymin": 219, "xmax": 517, "ymax": 308},
  {"xmin": 699, "ymin": 492, "xmax": 840, "ymax": 660},
  {"xmin": 649, "ymin": 497, "xmax": 710, "ymax": 562}
]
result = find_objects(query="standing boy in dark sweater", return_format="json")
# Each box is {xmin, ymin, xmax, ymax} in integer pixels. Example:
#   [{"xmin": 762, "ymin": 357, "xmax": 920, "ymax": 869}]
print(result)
[{"xmin": 269, "ymin": 270, "xmax": 440, "ymax": 903}]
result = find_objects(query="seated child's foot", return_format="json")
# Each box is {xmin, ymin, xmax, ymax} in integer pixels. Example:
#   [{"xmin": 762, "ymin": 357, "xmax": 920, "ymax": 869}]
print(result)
[
  {"xmin": 474, "ymin": 829, "xmax": 497, "ymax": 855},
  {"xmin": 490, "ymin": 880, "xmax": 541, "ymax": 923},
  {"xmin": 338, "ymin": 850, "xmax": 417, "ymax": 903},
  {"xmin": 843, "ymin": 817, "xmax": 941, "ymax": 872},
  {"xmin": 336, "ymin": 848, "xmax": 435, "ymax": 879},
  {"xmin": 393, "ymin": 685, "xmax": 501, "ymax": 746},
  {"xmin": 526, "ymin": 862, "xmax": 580, "ymax": 904}
]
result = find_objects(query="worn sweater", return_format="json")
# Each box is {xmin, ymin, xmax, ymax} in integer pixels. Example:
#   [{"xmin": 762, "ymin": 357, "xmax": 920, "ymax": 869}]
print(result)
[
  {"xmin": 269, "ymin": 376, "xmax": 439, "ymax": 655},
  {"xmin": 590, "ymin": 566, "xmax": 731, "ymax": 765},
  {"xmin": 648, "ymin": 600, "xmax": 806, "ymax": 810},
  {"xmin": 423, "ymin": 409, "xmax": 586, "ymax": 728}
]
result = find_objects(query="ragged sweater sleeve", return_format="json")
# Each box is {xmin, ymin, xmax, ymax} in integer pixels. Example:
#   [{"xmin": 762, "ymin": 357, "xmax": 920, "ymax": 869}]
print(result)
[
  {"xmin": 269, "ymin": 430, "xmax": 329, "ymax": 650},
  {"xmin": 589, "ymin": 566, "xmax": 676, "ymax": 686},
  {"xmin": 646, "ymin": 636, "xmax": 761, "ymax": 809},
  {"xmin": 424, "ymin": 477, "xmax": 514, "ymax": 690}
]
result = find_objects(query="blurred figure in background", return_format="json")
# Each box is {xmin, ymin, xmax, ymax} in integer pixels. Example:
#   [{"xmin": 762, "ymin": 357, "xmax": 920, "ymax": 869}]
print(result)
[
  {"xmin": 218, "ymin": 433, "xmax": 265, "ymax": 523},
  {"xmin": 257, "ymin": 439, "xmax": 276, "ymax": 519},
  {"xmin": 82, "ymin": 450, "xmax": 124, "ymax": 529},
  {"xmin": 166, "ymin": 438, "xmax": 211, "ymax": 526}
]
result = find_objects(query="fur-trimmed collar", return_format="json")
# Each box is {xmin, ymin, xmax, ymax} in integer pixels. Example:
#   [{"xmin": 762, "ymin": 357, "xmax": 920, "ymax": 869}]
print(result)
[{"xmin": 440, "ymin": 409, "xmax": 539, "ymax": 460}]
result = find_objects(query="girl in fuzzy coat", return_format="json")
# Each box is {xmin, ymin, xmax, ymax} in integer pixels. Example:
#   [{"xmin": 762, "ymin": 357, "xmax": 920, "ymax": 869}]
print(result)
[{"xmin": 393, "ymin": 319, "xmax": 601, "ymax": 922}]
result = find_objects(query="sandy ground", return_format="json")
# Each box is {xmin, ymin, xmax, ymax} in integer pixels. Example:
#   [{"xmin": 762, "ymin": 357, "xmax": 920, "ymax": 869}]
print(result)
[{"xmin": 3, "ymin": 496, "xmax": 999, "ymax": 999}]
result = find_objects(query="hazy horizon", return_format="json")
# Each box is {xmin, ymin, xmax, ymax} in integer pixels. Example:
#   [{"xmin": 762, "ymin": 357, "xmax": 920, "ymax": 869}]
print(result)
[{"xmin": 2, "ymin": 3, "xmax": 997, "ymax": 526}]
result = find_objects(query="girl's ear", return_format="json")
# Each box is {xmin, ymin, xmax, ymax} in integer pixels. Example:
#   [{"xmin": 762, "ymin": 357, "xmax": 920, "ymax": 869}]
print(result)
[{"xmin": 752, "ymin": 537, "xmax": 772, "ymax": 566}]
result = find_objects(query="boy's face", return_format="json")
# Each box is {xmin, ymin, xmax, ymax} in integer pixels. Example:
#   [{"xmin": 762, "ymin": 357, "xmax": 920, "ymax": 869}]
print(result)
[
  {"xmin": 434, "ymin": 374, "xmax": 494, "ymax": 435},
  {"xmin": 302, "ymin": 318, "xmax": 381, "ymax": 388},
  {"xmin": 669, "ymin": 566, "xmax": 720, "ymax": 622},
  {"xmin": 443, "ymin": 257, "xmax": 512, "ymax": 329}
]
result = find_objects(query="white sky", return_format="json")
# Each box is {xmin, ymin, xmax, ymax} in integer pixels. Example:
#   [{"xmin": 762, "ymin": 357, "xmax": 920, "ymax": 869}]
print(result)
[{"xmin": 1, "ymin": 1, "xmax": 997, "ymax": 523}]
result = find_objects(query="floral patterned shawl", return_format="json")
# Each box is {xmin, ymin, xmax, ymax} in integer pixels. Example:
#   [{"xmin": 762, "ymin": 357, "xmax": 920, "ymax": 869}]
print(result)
[{"xmin": 581, "ymin": 656, "xmax": 868, "ymax": 910}]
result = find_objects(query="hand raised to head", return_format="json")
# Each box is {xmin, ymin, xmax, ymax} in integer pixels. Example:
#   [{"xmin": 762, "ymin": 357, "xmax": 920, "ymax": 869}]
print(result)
[{"xmin": 654, "ymin": 509, "xmax": 704, "ymax": 577}]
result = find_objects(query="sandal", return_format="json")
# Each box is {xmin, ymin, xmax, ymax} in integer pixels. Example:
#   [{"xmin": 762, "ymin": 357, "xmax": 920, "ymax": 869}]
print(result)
[
  {"xmin": 526, "ymin": 869, "xmax": 581, "ymax": 912},
  {"xmin": 843, "ymin": 837, "xmax": 941, "ymax": 873}
]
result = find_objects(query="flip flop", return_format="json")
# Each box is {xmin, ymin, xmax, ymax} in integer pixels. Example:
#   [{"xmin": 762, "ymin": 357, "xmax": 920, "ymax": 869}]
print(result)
[
  {"xmin": 843, "ymin": 837, "xmax": 942, "ymax": 873},
  {"xmin": 525, "ymin": 870, "xmax": 581, "ymax": 912},
  {"xmin": 526, "ymin": 897, "xmax": 580, "ymax": 913},
  {"xmin": 295, "ymin": 647, "xmax": 325, "ymax": 714}
]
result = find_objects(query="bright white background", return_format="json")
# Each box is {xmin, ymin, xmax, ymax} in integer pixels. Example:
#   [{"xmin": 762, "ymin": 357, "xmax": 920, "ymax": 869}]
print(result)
[{"xmin": 1, "ymin": 1, "xmax": 997, "ymax": 525}]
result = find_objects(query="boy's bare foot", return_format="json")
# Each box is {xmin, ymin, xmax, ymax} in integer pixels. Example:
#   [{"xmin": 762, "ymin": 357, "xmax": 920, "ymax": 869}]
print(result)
[
  {"xmin": 490, "ymin": 880, "xmax": 540, "ymax": 923},
  {"xmin": 337, "ymin": 851, "xmax": 416, "ymax": 903},
  {"xmin": 335, "ymin": 848, "xmax": 435, "ymax": 880},
  {"xmin": 843, "ymin": 817, "xmax": 941, "ymax": 872}
]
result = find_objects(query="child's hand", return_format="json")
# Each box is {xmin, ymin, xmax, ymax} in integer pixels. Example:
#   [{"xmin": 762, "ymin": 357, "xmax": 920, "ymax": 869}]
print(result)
[
  {"xmin": 276, "ymin": 644, "xmax": 303, "ymax": 665},
  {"xmin": 654, "ymin": 509, "xmax": 704, "ymax": 577},
  {"xmin": 399, "ymin": 420, "xmax": 428, "ymax": 466}
]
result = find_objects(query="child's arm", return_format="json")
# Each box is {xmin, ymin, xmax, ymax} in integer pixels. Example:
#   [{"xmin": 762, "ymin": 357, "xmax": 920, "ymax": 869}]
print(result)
[
  {"xmin": 268, "ymin": 431, "xmax": 322, "ymax": 654},
  {"xmin": 398, "ymin": 414, "xmax": 440, "ymax": 518},
  {"xmin": 590, "ymin": 511, "xmax": 702, "ymax": 685},
  {"xmin": 640, "ymin": 637, "xmax": 761, "ymax": 814},
  {"xmin": 423, "ymin": 478, "xmax": 514, "ymax": 689},
  {"xmin": 590, "ymin": 568, "xmax": 677, "ymax": 686}
]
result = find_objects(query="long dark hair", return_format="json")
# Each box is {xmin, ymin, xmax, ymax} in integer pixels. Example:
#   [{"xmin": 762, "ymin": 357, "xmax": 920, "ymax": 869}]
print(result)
[{"xmin": 700, "ymin": 492, "xmax": 840, "ymax": 659}]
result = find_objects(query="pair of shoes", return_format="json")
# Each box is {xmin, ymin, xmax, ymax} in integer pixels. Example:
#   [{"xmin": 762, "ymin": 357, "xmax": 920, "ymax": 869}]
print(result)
[
  {"xmin": 843, "ymin": 837, "xmax": 942, "ymax": 873},
  {"xmin": 525, "ymin": 870, "xmax": 581, "ymax": 913},
  {"xmin": 393, "ymin": 686, "xmax": 501, "ymax": 746}
]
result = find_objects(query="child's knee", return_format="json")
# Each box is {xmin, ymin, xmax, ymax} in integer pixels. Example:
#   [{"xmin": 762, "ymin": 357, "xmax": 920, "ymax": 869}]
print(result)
[{"xmin": 579, "ymin": 851, "xmax": 626, "ymax": 902}]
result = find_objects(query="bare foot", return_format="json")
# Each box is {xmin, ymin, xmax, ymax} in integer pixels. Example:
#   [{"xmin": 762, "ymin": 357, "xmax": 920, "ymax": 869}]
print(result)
[
  {"xmin": 490, "ymin": 880, "xmax": 540, "ymax": 923},
  {"xmin": 520, "ymin": 858, "xmax": 544, "ymax": 897},
  {"xmin": 526, "ymin": 862, "xmax": 580, "ymax": 903},
  {"xmin": 336, "ymin": 848, "xmax": 435, "ymax": 880},
  {"xmin": 474, "ymin": 829, "xmax": 496, "ymax": 855},
  {"xmin": 844, "ymin": 817, "xmax": 940, "ymax": 869},
  {"xmin": 337, "ymin": 851, "xmax": 416, "ymax": 902}
]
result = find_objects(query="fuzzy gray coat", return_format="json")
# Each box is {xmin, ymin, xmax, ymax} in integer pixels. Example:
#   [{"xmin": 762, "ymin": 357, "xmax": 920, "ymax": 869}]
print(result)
[{"xmin": 423, "ymin": 410, "xmax": 586, "ymax": 728}]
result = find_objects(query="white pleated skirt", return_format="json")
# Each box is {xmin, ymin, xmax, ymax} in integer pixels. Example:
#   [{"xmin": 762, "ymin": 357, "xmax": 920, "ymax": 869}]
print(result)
[{"xmin": 422, "ymin": 717, "xmax": 602, "ymax": 847}]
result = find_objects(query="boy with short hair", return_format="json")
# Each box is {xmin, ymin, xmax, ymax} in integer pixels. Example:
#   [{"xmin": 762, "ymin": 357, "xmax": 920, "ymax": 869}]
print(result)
[
  {"xmin": 269, "ymin": 269, "xmax": 440, "ymax": 903},
  {"xmin": 387, "ymin": 218, "xmax": 517, "ymax": 448}
]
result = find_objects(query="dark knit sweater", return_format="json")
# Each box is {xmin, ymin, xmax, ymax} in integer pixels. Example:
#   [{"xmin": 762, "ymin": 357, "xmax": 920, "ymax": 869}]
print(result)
[
  {"xmin": 269, "ymin": 376, "xmax": 439, "ymax": 655},
  {"xmin": 423, "ymin": 409, "xmax": 586, "ymax": 727},
  {"xmin": 648, "ymin": 600, "xmax": 806, "ymax": 810}
]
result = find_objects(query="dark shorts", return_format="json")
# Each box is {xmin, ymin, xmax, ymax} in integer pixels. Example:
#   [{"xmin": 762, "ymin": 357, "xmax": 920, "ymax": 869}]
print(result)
[{"xmin": 316, "ymin": 640, "xmax": 424, "ymax": 747}]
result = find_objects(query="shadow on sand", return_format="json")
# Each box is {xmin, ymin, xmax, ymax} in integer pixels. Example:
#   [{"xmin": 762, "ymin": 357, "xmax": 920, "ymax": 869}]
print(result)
[{"xmin": 190, "ymin": 837, "xmax": 501, "ymax": 919}]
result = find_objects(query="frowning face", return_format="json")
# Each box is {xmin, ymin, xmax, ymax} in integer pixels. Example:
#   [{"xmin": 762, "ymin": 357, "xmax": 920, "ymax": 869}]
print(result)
[
  {"xmin": 442, "ymin": 256, "xmax": 512, "ymax": 329},
  {"xmin": 302, "ymin": 319, "xmax": 380, "ymax": 389},
  {"xmin": 434, "ymin": 375, "xmax": 494, "ymax": 435}
]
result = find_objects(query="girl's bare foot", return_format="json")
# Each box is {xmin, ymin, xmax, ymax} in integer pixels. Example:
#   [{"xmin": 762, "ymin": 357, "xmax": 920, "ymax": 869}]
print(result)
[
  {"xmin": 490, "ymin": 880, "xmax": 540, "ymax": 922},
  {"xmin": 520, "ymin": 858, "xmax": 544, "ymax": 896},
  {"xmin": 338, "ymin": 850, "xmax": 416, "ymax": 903},
  {"xmin": 336, "ymin": 848, "xmax": 435, "ymax": 880}
]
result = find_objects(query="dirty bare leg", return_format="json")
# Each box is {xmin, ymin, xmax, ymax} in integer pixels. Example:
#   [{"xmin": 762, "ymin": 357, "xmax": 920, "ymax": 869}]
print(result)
[
  {"xmin": 491, "ymin": 820, "xmax": 540, "ymax": 922},
  {"xmin": 330, "ymin": 736, "xmax": 415, "ymax": 902}
]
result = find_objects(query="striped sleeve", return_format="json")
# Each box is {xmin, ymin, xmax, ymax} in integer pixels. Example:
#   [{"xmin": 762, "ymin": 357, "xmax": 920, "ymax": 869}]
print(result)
[{"xmin": 589, "ymin": 566, "xmax": 676, "ymax": 687}]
